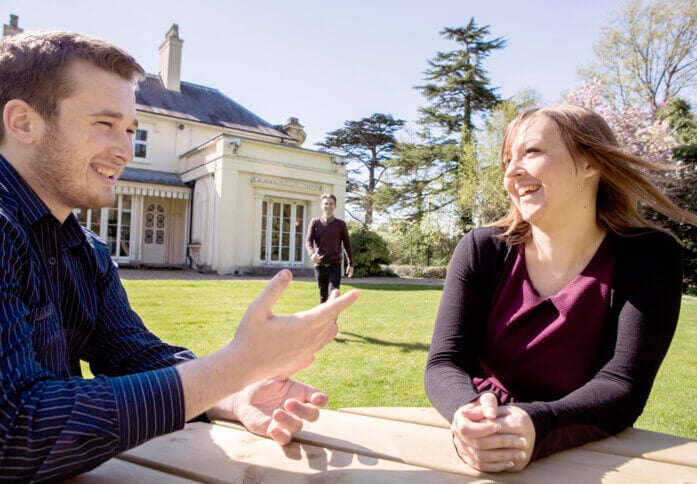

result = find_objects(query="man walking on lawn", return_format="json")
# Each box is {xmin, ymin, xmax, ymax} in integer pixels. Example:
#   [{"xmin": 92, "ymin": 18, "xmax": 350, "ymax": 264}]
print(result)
[
  {"xmin": 0, "ymin": 30, "xmax": 359, "ymax": 481},
  {"xmin": 306, "ymin": 193, "xmax": 354, "ymax": 303}
]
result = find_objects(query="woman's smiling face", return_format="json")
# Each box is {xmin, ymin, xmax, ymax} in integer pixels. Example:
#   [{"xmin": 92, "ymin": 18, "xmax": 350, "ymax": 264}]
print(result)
[{"xmin": 503, "ymin": 113, "xmax": 597, "ymax": 229}]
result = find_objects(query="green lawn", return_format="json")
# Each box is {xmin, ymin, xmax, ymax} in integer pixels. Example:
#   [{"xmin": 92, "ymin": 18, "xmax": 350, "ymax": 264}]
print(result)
[{"xmin": 117, "ymin": 278, "xmax": 697, "ymax": 440}]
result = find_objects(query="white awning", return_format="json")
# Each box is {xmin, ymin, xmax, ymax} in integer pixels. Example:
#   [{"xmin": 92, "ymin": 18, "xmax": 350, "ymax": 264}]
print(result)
[{"xmin": 116, "ymin": 182, "xmax": 191, "ymax": 199}]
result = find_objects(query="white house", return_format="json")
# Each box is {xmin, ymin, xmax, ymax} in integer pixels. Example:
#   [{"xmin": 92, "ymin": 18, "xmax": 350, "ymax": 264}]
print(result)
[{"xmin": 4, "ymin": 17, "xmax": 347, "ymax": 275}]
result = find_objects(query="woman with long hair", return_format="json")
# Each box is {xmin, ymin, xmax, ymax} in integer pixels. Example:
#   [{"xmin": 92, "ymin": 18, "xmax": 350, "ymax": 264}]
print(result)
[{"xmin": 425, "ymin": 104, "xmax": 697, "ymax": 472}]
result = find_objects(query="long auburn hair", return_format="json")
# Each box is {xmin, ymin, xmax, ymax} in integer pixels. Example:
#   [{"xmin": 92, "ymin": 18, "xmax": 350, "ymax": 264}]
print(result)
[{"xmin": 490, "ymin": 104, "xmax": 697, "ymax": 244}]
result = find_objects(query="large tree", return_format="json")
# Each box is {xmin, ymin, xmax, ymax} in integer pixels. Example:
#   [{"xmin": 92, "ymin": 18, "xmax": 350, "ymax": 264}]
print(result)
[
  {"xmin": 378, "ymin": 137, "xmax": 460, "ymax": 224},
  {"xmin": 317, "ymin": 113, "xmax": 404, "ymax": 227},
  {"xmin": 581, "ymin": 0, "xmax": 697, "ymax": 112},
  {"xmin": 417, "ymin": 18, "xmax": 507, "ymax": 141},
  {"xmin": 382, "ymin": 18, "xmax": 506, "ymax": 230}
]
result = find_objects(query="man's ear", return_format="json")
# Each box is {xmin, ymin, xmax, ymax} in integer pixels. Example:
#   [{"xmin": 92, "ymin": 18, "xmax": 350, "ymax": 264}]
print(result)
[{"xmin": 2, "ymin": 99, "xmax": 45, "ymax": 144}]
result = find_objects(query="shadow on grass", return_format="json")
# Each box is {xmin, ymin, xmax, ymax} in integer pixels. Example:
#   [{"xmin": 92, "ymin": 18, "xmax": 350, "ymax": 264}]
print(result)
[
  {"xmin": 335, "ymin": 331, "xmax": 429, "ymax": 353},
  {"xmin": 343, "ymin": 282, "xmax": 443, "ymax": 292}
]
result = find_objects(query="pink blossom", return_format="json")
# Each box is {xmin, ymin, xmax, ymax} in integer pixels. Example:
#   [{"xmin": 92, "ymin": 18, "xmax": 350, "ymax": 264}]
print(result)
[{"xmin": 566, "ymin": 78, "xmax": 676, "ymax": 164}]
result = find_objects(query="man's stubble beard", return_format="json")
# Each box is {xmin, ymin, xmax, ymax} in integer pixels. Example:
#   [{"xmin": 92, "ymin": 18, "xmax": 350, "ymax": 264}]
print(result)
[{"xmin": 33, "ymin": 123, "xmax": 116, "ymax": 212}]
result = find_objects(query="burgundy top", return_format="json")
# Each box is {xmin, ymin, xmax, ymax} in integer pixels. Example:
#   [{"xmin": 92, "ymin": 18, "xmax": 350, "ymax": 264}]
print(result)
[
  {"xmin": 425, "ymin": 227, "xmax": 683, "ymax": 461},
  {"xmin": 305, "ymin": 216, "xmax": 353, "ymax": 266},
  {"xmin": 474, "ymin": 237, "xmax": 616, "ymax": 403}
]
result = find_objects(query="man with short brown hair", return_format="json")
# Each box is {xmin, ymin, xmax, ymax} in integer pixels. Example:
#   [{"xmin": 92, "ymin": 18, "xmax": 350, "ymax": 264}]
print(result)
[
  {"xmin": 0, "ymin": 31, "xmax": 359, "ymax": 481},
  {"xmin": 306, "ymin": 193, "xmax": 354, "ymax": 303}
]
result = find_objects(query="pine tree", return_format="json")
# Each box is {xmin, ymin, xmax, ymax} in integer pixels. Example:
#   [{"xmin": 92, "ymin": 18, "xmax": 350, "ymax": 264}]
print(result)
[
  {"xmin": 383, "ymin": 18, "xmax": 506, "ymax": 231},
  {"xmin": 317, "ymin": 113, "xmax": 404, "ymax": 227},
  {"xmin": 416, "ymin": 19, "xmax": 507, "ymax": 141}
]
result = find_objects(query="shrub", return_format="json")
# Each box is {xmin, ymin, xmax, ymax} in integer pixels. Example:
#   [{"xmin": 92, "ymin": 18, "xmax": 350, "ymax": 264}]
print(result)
[
  {"xmin": 421, "ymin": 266, "xmax": 447, "ymax": 279},
  {"xmin": 387, "ymin": 264, "xmax": 447, "ymax": 279},
  {"xmin": 350, "ymin": 228, "xmax": 391, "ymax": 277}
]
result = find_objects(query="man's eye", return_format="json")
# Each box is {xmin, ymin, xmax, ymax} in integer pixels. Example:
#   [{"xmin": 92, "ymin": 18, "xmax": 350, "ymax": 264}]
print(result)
[{"xmin": 98, "ymin": 121, "xmax": 112, "ymax": 128}]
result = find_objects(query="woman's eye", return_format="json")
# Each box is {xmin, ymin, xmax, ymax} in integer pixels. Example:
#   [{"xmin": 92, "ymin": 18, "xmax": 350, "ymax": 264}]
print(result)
[{"xmin": 526, "ymin": 147, "xmax": 540, "ymax": 154}]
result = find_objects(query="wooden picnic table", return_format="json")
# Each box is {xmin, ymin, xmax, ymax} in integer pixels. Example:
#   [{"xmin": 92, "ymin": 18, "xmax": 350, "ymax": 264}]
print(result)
[{"xmin": 69, "ymin": 407, "xmax": 697, "ymax": 483}]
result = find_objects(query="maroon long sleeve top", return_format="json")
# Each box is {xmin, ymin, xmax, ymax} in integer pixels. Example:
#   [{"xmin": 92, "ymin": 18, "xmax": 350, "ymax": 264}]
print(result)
[
  {"xmin": 305, "ymin": 216, "xmax": 353, "ymax": 266},
  {"xmin": 425, "ymin": 226, "xmax": 682, "ymax": 461}
]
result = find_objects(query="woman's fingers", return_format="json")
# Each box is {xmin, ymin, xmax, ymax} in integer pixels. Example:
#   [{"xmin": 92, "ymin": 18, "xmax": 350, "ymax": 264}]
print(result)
[
  {"xmin": 453, "ymin": 433, "xmax": 528, "ymax": 472},
  {"xmin": 479, "ymin": 392, "xmax": 499, "ymax": 420}
]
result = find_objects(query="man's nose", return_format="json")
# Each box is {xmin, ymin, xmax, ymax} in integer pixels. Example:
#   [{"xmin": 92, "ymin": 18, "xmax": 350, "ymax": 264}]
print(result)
[{"xmin": 110, "ymin": 131, "xmax": 134, "ymax": 164}]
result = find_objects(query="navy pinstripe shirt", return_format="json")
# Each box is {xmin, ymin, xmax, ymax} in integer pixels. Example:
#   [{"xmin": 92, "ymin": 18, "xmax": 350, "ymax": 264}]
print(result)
[{"xmin": 0, "ymin": 156, "xmax": 196, "ymax": 482}]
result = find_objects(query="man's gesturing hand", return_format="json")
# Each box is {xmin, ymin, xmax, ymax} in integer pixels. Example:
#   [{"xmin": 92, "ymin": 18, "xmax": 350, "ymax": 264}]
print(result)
[{"xmin": 229, "ymin": 269, "xmax": 360, "ymax": 383}]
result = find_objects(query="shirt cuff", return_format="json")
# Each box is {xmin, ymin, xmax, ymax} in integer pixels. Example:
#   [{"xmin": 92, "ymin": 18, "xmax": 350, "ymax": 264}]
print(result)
[{"xmin": 110, "ymin": 366, "xmax": 187, "ymax": 452}]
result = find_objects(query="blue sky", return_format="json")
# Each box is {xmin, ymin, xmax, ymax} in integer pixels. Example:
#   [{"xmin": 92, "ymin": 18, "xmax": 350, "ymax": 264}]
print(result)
[{"xmin": 3, "ymin": 0, "xmax": 628, "ymax": 146}]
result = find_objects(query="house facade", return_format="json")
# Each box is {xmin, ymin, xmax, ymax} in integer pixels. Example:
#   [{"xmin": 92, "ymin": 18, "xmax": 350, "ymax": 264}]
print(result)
[{"xmin": 4, "ymin": 18, "xmax": 347, "ymax": 274}]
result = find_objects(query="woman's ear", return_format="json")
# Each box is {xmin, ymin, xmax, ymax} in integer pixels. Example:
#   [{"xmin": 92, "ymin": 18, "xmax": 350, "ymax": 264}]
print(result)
[
  {"xmin": 2, "ymin": 99, "xmax": 44, "ymax": 145},
  {"xmin": 582, "ymin": 158, "xmax": 600, "ymax": 179}
]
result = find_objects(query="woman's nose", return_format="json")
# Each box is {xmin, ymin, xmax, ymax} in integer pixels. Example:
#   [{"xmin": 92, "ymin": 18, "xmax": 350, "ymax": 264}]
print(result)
[{"xmin": 505, "ymin": 158, "xmax": 523, "ymax": 178}]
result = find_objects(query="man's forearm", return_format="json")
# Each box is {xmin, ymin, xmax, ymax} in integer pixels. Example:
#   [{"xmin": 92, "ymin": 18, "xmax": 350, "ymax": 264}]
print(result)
[
  {"xmin": 176, "ymin": 345, "xmax": 265, "ymax": 421},
  {"xmin": 0, "ymin": 367, "xmax": 186, "ymax": 481}
]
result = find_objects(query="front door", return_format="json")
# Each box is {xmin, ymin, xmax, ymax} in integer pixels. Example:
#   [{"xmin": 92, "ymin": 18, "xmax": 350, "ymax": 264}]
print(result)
[{"xmin": 143, "ymin": 201, "xmax": 167, "ymax": 264}]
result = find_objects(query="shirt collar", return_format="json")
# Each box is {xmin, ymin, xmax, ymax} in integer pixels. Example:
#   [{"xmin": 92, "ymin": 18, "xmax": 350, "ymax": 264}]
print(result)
[
  {"xmin": 0, "ymin": 154, "xmax": 52, "ymax": 224},
  {"xmin": 0, "ymin": 155, "xmax": 85, "ymax": 249}
]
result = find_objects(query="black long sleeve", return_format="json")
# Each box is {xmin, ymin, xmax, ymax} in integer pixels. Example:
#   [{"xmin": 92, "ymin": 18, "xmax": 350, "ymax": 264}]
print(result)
[{"xmin": 425, "ymin": 227, "xmax": 683, "ymax": 461}]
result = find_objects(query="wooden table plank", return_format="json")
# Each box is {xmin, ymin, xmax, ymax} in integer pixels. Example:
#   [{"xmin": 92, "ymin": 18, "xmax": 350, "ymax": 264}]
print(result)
[
  {"xmin": 121, "ymin": 421, "xmax": 486, "ymax": 483},
  {"xmin": 290, "ymin": 409, "xmax": 697, "ymax": 483},
  {"xmin": 338, "ymin": 406, "xmax": 697, "ymax": 467},
  {"xmin": 65, "ymin": 457, "xmax": 198, "ymax": 483},
  {"xmin": 581, "ymin": 427, "xmax": 697, "ymax": 467},
  {"xmin": 339, "ymin": 406, "xmax": 449, "ymax": 427}
]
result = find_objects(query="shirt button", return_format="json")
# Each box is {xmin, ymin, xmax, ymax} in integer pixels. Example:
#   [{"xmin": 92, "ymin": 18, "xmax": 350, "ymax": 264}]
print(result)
[{"xmin": 48, "ymin": 257, "xmax": 57, "ymax": 265}]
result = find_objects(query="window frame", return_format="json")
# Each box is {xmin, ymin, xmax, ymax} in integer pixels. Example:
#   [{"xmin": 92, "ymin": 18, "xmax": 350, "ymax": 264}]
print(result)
[{"xmin": 132, "ymin": 125, "xmax": 152, "ymax": 163}]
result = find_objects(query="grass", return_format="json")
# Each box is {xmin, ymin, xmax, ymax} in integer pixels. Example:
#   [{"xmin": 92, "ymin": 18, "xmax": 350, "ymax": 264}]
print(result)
[
  {"xmin": 111, "ymin": 278, "xmax": 696, "ymax": 440},
  {"xmin": 634, "ymin": 295, "xmax": 697, "ymax": 438}
]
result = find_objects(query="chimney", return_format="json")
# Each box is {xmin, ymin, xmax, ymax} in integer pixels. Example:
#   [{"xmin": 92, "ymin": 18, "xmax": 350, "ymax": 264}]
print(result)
[
  {"xmin": 3, "ymin": 14, "xmax": 23, "ymax": 37},
  {"xmin": 284, "ymin": 117, "xmax": 307, "ymax": 147},
  {"xmin": 159, "ymin": 24, "xmax": 183, "ymax": 92}
]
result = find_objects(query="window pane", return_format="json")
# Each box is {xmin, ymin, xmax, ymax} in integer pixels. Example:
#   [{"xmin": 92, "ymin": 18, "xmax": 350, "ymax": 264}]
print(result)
[
  {"xmin": 107, "ymin": 206, "xmax": 118, "ymax": 256},
  {"xmin": 120, "ymin": 196, "xmax": 132, "ymax": 257},
  {"xmin": 134, "ymin": 129, "xmax": 148, "ymax": 159},
  {"xmin": 134, "ymin": 143, "xmax": 147, "ymax": 158},
  {"xmin": 74, "ymin": 208, "xmax": 87, "ymax": 226},
  {"xmin": 296, "ymin": 205, "xmax": 304, "ymax": 225},
  {"xmin": 272, "ymin": 211, "xmax": 280, "ymax": 232},
  {"xmin": 295, "ymin": 231, "xmax": 303, "ymax": 262},
  {"xmin": 271, "ymin": 223, "xmax": 280, "ymax": 261},
  {"xmin": 260, "ymin": 201, "xmax": 267, "ymax": 260},
  {"xmin": 294, "ymin": 204, "xmax": 304, "ymax": 263},
  {"xmin": 90, "ymin": 209, "xmax": 101, "ymax": 235}
]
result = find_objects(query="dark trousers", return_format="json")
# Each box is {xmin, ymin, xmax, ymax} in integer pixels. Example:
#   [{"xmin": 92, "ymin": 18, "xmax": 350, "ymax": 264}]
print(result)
[{"xmin": 314, "ymin": 263, "xmax": 342, "ymax": 303}]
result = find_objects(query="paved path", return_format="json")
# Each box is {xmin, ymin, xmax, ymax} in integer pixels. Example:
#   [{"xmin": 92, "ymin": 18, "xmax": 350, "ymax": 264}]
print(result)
[{"xmin": 118, "ymin": 268, "xmax": 444, "ymax": 286}]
